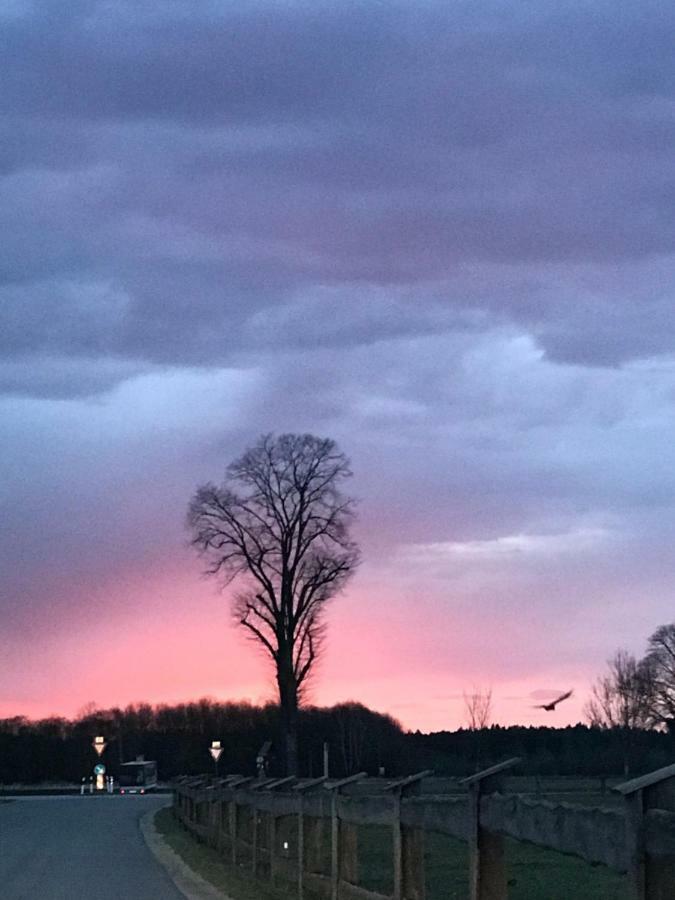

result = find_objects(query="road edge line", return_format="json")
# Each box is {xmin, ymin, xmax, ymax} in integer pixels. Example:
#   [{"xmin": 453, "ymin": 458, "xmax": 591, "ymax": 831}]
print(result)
[{"xmin": 140, "ymin": 805, "xmax": 232, "ymax": 900}]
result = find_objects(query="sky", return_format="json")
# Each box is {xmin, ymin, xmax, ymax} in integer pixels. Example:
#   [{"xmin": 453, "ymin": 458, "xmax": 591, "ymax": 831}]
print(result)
[{"xmin": 1, "ymin": 0, "xmax": 675, "ymax": 732}]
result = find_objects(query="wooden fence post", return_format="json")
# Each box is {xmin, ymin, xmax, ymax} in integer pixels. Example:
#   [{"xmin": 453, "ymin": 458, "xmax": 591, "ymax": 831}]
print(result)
[
  {"xmin": 387, "ymin": 771, "xmax": 433, "ymax": 900},
  {"xmin": 307, "ymin": 814, "xmax": 325, "ymax": 873},
  {"xmin": 331, "ymin": 790, "xmax": 339, "ymax": 900},
  {"xmin": 616, "ymin": 762, "xmax": 675, "ymax": 900},
  {"xmin": 205, "ymin": 784, "xmax": 221, "ymax": 849},
  {"xmin": 460, "ymin": 757, "xmax": 520, "ymax": 900},
  {"xmin": 208, "ymin": 794, "xmax": 217, "ymax": 847},
  {"xmin": 247, "ymin": 778, "xmax": 275, "ymax": 878},
  {"xmin": 269, "ymin": 811, "xmax": 277, "ymax": 885},
  {"xmin": 293, "ymin": 776, "xmax": 328, "ymax": 900},
  {"xmin": 229, "ymin": 799, "xmax": 238, "ymax": 865},
  {"xmin": 211, "ymin": 777, "xmax": 231, "ymax": 854},
  {"xmin": 298, "ymin": 801, "xmax": 305, "ymax": 898},
  {"xmin": 224, "ymin": 776, "xmax": 254, "ymax": 866},
  {"xmin": 217, "ymin": 798, "xmax": 227, "ymax": 853},
  {"xmin": 325, "ymin": 773, "xmax": 368, "ymax": 900},
  {"xmin": 393, "ymin": 792, "xmax": 403, "ymax": 900},
  {"xmin": 402, "ymin": 826, "xmax": 425, "ymax": 900},
  {"xmin": 340, "ymin": 820, "xmax": 359, "ymax": 885},
  {"xmin": 263, "ymin": 777, "xmax": 298, "ymax": 885},
  {"xmin": 252, "ymin": 806, "xmax": 259, "ymax": 875}
]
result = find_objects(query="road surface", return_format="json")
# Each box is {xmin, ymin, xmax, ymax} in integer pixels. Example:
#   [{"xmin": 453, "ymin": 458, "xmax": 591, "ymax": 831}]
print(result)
[{"xmin": 0, "ymin": 795, "xmax": 186, "ymax": 899}]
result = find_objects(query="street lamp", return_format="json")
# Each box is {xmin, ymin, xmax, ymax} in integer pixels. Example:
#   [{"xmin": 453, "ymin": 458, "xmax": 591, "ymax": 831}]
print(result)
[{"xmin": 209, "ymin": 740, "xmax": 222, "ymax": 777}]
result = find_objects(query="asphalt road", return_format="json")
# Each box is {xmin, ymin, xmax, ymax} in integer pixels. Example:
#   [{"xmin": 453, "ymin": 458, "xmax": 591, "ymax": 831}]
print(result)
[{"xmin": 0, "ymin": 795, "xmax": 186, "ymax": 899}]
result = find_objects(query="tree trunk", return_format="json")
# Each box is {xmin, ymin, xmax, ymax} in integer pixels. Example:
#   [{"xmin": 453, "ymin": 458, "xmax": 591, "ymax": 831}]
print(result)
[
  {"xmin": 284, "ymin": 714, "xmax": 298, "ymax": 777},
  {"xmin": 278, "ymin": 653, "xmax": 299, "ymax": 776}
]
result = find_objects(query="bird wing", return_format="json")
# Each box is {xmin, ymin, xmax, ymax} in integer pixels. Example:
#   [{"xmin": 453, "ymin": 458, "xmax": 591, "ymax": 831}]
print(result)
[{"xmin": 552, "ymin": 689, "xmax": 573, "ymax": 706}]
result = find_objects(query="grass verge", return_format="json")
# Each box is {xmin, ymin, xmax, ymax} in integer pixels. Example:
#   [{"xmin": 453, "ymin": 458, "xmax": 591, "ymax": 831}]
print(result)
[
  {"xmin": 154, "ymin": 807, "xmax": 295, "ymax": 900},
  {"xmin": 155, "ymin": 808, "xmax": 630, "ymax": 900}
]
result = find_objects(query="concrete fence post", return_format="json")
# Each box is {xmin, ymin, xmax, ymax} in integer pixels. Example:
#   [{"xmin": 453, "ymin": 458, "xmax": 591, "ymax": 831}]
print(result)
[{"xmin": 460, "ymin": 757, "xmax": 521, "ymax": 900}]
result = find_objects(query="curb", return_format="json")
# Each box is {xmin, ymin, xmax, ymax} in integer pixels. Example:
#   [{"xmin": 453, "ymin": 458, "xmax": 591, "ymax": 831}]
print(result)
[{"xmin": 140, "ymin": 805, "xmax": 233, "ymax": 900}]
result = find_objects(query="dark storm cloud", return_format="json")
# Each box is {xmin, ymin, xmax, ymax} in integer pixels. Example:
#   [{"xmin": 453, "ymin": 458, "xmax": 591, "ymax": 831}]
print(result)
[
  {"xmin": 4, "ymin": 1, "xmax": 675, "ymax": 126},
  {"xmin": 1, "ymin": 0, "xmax": 675, "ymax": 390}
]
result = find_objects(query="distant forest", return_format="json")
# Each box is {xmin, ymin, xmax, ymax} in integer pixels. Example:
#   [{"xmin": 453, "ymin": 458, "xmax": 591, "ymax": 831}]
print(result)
[{"xmin": 2, "ymin": 699, "xmax": 674, "ymax": 785}]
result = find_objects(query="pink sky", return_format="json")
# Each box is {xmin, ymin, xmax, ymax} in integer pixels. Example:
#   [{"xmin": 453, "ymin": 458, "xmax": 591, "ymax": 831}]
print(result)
[{"xmin": 0, "ymin": 562, "xmax": 609, "ymax": 731}]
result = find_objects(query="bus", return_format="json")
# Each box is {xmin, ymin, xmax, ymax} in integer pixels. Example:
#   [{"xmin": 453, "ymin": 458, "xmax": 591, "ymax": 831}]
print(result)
[{"xmin": 118, "ymin": 760, "xmax": 158, "ymax": 794}]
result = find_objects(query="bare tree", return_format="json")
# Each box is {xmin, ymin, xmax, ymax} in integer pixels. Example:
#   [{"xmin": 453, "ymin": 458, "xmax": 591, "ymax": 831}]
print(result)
[
  {"xmin": 643, "ymin": 623, "xmax": 675, "ymax": 731},
  {"xmin": 188, "ymin": 433, "xmax": 359, "ymax": 774},
  {"xmin": 585, "ymin": 650, "xmax": 654, "ymax": 774},
  {"xmin": 335, "ymin": 703, "xmax": 369, "ymax": 775},
  {"xmin": 463, "ymin": 687, "xmax": 492, "ymax": 771},
  {"xmin": 463, "ymin": 687, "xmax": 492, "ymax": 731}
]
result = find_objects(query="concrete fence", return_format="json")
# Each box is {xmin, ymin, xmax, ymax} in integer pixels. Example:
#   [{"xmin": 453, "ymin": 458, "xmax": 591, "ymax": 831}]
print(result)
[{"xmin": 173, "ymin": 760, "xmax": 675, "ymax": 900}]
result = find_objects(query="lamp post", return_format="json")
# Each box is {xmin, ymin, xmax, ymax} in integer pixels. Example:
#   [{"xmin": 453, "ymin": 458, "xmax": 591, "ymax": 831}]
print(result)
[{"xmin": 209, "ymin": 740, "xmax": 222, "ymax": 777}]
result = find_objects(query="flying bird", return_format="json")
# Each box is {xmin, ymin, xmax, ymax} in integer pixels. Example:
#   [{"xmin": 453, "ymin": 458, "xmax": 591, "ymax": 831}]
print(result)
[{"xmin": 533, "ymin": 689, "xmax": 573, "ymax": 711}]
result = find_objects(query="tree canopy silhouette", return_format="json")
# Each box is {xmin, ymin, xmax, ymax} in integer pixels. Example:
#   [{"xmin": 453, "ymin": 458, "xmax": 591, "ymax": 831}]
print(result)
[
  {"xmin": 188, "ymin": 433, "xmax": 359, "ymax": 774},
  {"xmin": 644, "ymin": 623, "xmax": 675, "ymax": 730}
]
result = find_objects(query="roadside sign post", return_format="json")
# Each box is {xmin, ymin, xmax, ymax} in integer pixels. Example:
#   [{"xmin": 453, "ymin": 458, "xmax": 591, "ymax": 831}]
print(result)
[
  {"xmin": 94, "ymin": 762, "xmax": 106, "ymax": 791},
  {"xmin": 209, "ymin": 740, "xmax": 223, "ymax": 776}
]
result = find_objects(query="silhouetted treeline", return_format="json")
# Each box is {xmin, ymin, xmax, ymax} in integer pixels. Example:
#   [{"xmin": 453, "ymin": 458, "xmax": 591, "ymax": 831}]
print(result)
[
  {"xmin": 1, "ymin": 700, "xmax": 673, "ymax": 784},
  {"xmin": 0, "ymin": 700, "xmax": 402, "ymax": 784},
  {"xmin": 409, "ymin": 723, "xmax": 674, "ymax": 777}
]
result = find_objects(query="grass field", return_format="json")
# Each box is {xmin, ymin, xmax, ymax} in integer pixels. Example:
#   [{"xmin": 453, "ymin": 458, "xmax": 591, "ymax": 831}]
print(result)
[{"xmin": 156, "ymin": 807, "xmax": 630, "ymax": 900}]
